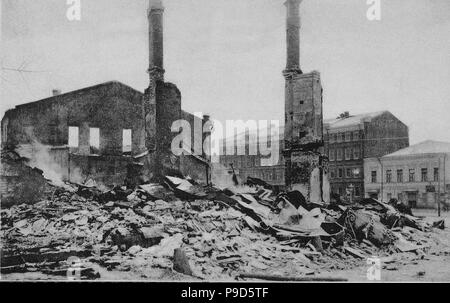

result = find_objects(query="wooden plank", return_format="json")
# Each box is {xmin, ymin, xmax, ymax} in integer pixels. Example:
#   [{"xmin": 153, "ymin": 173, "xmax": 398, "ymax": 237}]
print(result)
[
  {"xmin": 237, "ymin": 273, "xmax": 347, "ymax": 282},
  {"xmin": 343, "ymin": 247, "xmax": 366, "ymax": 259}
]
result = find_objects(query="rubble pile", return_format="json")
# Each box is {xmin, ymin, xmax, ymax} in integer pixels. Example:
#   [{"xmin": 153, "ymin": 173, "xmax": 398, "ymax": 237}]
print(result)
[
  {"xmin": 0, "ymin": 174, "xmax": 447, "ymax": 281},
  {"xmin": 0, "ymin": 149, "xmax": 51, "ymax": 207}
]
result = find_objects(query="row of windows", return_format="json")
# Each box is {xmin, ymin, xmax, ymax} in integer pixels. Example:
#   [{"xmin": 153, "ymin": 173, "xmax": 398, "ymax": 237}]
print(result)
[
  {"xmin": 248, "ymin": 170, "xmax": 284, "ymax": 182},
  {"xmin": 385, "ymin": 192, "xmax": 445, "ymax": 207},
  {"xmin": 329, "ymin": 147, "xmax": 361, "ymax": 161},
  {"xmin": 68, "ymin": 126, "xmax": 132, "ymax": 155},
  {"xmin": 371, "ymin": 168, "xmax": 440, "ymax": 184},
  {"xmin": 333, "ymin": 185, "xmax": 362, "ymax": 197},
  {"xmin": 327, "ymin": 131, "xmax": 361, "ymax": 143},
  {"xmin": 330, "ymin": 167, "xmax": 362, "ymax": 179}
]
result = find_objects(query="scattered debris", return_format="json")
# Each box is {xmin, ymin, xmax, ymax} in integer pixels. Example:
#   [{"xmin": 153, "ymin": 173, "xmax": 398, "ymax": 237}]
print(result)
[
  {"xmin": 343, "ymin": 247, "xmax": 366, "ymax": 259},
  {"xmin": 1, "ymin": 163, "xmax": 447, "ymax": 280},
  {"xmin": 236, "ymin": 273, "xmax": 347, "ymax": 282},
  {"xmin": 173, "ymin": 248, "xmax": 194, "ymax": 276}
]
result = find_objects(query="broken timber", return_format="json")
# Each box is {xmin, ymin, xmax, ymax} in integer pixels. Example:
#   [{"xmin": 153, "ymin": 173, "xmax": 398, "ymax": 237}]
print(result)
[{"xmin": 237, "ymin": 273, "xmax": 347, "ymax": 282}]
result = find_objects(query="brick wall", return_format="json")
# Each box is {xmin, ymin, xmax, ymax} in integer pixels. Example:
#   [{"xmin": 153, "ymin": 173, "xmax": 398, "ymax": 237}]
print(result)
[
  {"xmin": 364, "ymin": 112, "xmax": 409, "ymax": 158},
  {"xmin": 2, "ymin": 80, "xmax": 210, "ymax": 186},
  {"xmin": 284, "ymin": 71, "xmax": 323, "ymax": 149},
  {"xmin": 3, "ymin": 82, "xmax": 146, "ymax": 156}
]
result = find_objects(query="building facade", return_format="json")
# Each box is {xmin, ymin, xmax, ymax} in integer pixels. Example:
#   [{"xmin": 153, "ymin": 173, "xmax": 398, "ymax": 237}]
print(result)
[
  {"xmin": 1, "ymin": 81, "xmax": 210, "ymax": 186},
  {"xmin": 324, "ymin": 111, "xmax": 409, "ymax": 201},
  {"xmin": 217, "ymin": 136, "xmax": 286, "ymax": 190},
  {"xmin": 364, "ymin": 140, "xmax": 450, "ymax": 208},
  {"xmin": 1, "ymin": 1, "xmax": 211, "ymax": 191}
]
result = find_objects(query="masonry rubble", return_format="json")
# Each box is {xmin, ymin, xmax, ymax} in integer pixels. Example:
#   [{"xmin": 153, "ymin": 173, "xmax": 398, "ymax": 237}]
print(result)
[{"xmin": 0, "ymin": 152, "xmax": 447, "ymax": 281}]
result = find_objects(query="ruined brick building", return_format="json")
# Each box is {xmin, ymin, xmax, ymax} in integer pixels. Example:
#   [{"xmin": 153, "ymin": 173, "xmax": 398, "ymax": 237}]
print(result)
[
  {"xmin": 1, "ymin": 1, "xmax": 211, "ymax": 191},
  {"xmin": 215, "ymin": 0, "xmax": 330, "ymax": 201},
  {"xmin": 283, "ymin": 0, "xmax": 329, "ymax": 203},
  {"xmin": 217, "ymin": 109, "xmax": 409, "ymax": 202}
]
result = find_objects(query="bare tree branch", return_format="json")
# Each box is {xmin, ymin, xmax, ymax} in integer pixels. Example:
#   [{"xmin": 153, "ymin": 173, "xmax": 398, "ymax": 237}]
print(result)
[{"xmin": 2, "ymin": 67, "xmax": 50, "ymax": 73}]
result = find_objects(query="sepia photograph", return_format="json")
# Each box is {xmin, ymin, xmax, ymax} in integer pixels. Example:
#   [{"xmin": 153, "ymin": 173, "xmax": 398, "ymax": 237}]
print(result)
[{"xmin": 0, "ymin": 0, "xmax": 449, "ymax": 288}]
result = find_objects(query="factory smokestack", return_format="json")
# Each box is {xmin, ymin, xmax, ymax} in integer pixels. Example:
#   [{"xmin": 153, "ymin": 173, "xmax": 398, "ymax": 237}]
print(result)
[
  {"xmin": 284, "ymin": 0, "xmax": 302, "ymax": 74},
  {"xmin": 148, "ymin": 0, "xmax": 165, "ymax": 82}
]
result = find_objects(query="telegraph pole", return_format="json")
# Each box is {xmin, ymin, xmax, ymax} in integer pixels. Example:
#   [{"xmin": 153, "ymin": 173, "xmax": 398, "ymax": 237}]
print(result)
[
  {"xmin": 376, "ymin": 157, "xmax": 384, "ymax": 202},
  {"xmin": 438, "ymin": 156, "xmax": 441, "ymax": 217}
]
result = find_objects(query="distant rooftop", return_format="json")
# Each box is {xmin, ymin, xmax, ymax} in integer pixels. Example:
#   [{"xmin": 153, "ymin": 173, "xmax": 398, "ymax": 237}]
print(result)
[
  {"xmin": 324, "ymin": 111, "xmax": 387, "ymax": 129},
  {"xmin": 384, "ymin": 140, "xmax": 450, "ymax": 157}
]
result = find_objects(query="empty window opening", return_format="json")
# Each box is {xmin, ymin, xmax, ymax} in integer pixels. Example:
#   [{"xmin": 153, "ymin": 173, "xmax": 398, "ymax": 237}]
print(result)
[
  {"xmin": 90, "ymin": 128, "xmax": 100, "ymax": 154},
  {"xmin": 68, "ymin": 126, "xmax": 79, "ymax": 147},
  {"xmin": 123, "ymin": 129, "xmax": 132, "ymax": 154}
]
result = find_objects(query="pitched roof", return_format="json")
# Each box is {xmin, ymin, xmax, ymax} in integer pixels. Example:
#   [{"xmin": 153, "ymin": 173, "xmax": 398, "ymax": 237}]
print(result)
[
  {"xmin": 324, "ymin": 111, "xmax": 387, "ymax": 129},
  {"xmin": 14, "ymin": 81, "xmax": 143, "ymax": 110},
  {"xmin": 384, "ymin": 140, "xmax": 450, "ymax": 157}
]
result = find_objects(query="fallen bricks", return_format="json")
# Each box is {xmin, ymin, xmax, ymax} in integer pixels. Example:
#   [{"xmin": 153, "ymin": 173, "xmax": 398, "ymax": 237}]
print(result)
[
  {"xmin": 1, "ymin": 249, "xmax": 93, "ymax": 269},
  {"xmin": 339, "ymin": 209, "xmax": 396, "ymax": 247},
  {"xmin": 0, "ymin": 173, "xmax": 447, "ymax": 281}
]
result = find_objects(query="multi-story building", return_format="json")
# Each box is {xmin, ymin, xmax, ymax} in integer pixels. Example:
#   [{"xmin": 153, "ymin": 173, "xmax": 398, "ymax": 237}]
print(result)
[
  {"xmin": 364, "ymin": 140, "xmax": 450, "ymax": 208},
  {"xmin": 215, "ymin": 111, "xmax": 409, "ymax": 199},
  {"xmin": 216, "ymin": 131, "xmax": 286, "ymax": 190},
  {"xmin": 324, "ymin": 111, "xmax": 409, "ymax": 201}
]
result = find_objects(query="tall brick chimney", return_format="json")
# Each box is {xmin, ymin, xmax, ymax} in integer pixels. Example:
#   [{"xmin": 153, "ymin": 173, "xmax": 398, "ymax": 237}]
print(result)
[
  {"xmin": 144, "ymin": 0, "xmax": 165, "ymax": 153},
  {"xmin": 148, "ymin": 0, "xmax": 165, "ymax": 82},
  {"xmin": 284, "ymin": 0, "xmax": 302, "ymax": 75},
  {"xmin": 282, "ymin": 0, "xmax": 329, "ymax": 203},
  {"xmin": 144, "ymin": 0, "xmax": 182, "ymax": 180}
]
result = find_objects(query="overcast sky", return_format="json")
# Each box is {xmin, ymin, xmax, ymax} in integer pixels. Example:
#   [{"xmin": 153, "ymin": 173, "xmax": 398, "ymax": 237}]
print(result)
[{"xmin": 1, "ymin": 0, "xmax": 449, "ymax": 144}]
